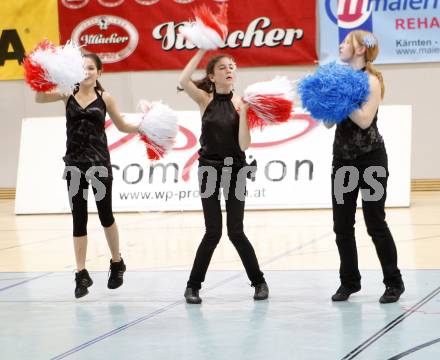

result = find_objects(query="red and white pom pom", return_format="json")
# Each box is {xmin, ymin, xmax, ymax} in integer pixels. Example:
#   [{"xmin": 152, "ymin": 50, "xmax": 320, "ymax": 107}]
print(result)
[
  {"xmin": 179, "ymin": 4, "xmax": 228, "ymax": 50},
  {"xmin": 23, "ymin": 40, "xmax": 57, "ymax": 92},
  {"xmin": 138, "ymin": 101, "xmax": 179, "ymax": 161},
  {"xmin": 23, "ymin": 40, "xmax": 86, "ymax": 94},
  {"xmin": 243, "ymin": 76, "xmax": 295, "ymax": 130}
]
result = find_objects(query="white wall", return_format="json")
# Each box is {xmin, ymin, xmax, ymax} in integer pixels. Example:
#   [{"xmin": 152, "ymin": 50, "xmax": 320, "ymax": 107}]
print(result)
[{"xmin": 1, "ymin": 62, "xmax": 439, "ymax": 188}]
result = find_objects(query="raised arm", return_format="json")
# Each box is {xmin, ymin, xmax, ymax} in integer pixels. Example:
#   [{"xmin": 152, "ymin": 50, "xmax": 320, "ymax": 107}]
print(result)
[
  {"xmin": 178, "ymin": 49, "xmax": 210, "ymax": 107},
  {"xmin": 348, "ymin": 75, "xmax": 381, "ymax": 130},
  {"xmin": 103, "ymin": 92, "xmax": 139, "ymax": 134},
  {"xmin": 238, "ymin": 102, "xmax": 251, "ymax": 151}
]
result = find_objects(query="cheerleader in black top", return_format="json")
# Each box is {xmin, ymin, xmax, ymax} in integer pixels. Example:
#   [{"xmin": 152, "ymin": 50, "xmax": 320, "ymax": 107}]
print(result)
[
  {"xmin": 35, "ymin": 53, "xmax": 139, "ymax": 298},
  {"xmin": 178, "ymin": 49, "xmax": 268, "ymax": 304},
  {"xmin": 327, "ymin": 31, "xmax": 404, "ymax": 303}
]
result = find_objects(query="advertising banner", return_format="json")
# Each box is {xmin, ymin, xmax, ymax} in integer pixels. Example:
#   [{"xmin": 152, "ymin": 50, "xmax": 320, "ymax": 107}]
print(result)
[
  {"xmin": 15, "ymin": 106, "xmax": 411, "ymax": 214},
  {"xmin": 0, "ymin": 0, "xmax": 60, "ymax": 80},
  {"xmin": 319, "ymin": 0, "xmax": 440, "ymax": 64},
  {"xmin": 58, "ymin": 0, "xmax": 317, "ymax": 71}
]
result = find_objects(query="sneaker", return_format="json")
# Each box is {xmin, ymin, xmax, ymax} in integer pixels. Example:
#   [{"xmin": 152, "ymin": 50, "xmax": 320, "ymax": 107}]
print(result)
[
  {"xmin": 253, "ymin": 282, "xmax": 269, "ymax": 300},
  {"xmin": 379, "ymin": 284, "xmax": 405, "ymax": 304},
  {"xmin": 184, "ymin": 287, "xmax": 202, "ymax": 304},
  {"xmin": 107, "ymin": 257, "xmax": 126, "ymax": 289},
  {"xmin": 75, "ymin": 269, "xmax": 93, "ymax": 298},
  {"xmin": 331, "ymin": 285, "xmax": 361, "ymax": 301}
]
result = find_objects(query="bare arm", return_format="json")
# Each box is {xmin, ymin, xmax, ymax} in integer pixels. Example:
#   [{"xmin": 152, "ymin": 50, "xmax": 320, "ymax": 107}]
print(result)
[
  {"xmin": 178, "ymin": 49, "xmax": 210, "ymax": 109},
  {"xmin": 238, "ymin": 101, "xmax": 251, "ymax": 151},
  {"xmin": 103, "ymin": 92, "xmax": 139, "ymax": 134},
  {"xmin": 35, "ymin": 92, "xmax": 68, "ymax": 103},
  {"xmin": 348, "ymin": 75, "xmax": 381, "ymax": 130}
]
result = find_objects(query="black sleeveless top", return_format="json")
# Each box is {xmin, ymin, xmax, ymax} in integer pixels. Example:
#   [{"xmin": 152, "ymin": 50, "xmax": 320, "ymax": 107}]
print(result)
[
  {"xmin": 198, "ymin": 91, "xmax": 245, "ymax": 166},
  {"xmin": 333, "ymin": 69, "xmax": 384, "ymax": 160},
  {"xmin": 63, "ymin": 89, "xmax": 111, "ymax": 167}
]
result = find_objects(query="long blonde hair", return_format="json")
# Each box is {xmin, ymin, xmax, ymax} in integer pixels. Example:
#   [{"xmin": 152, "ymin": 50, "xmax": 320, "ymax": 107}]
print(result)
[{"xmin": 347, "ymin": 30, "xmax": 385, "ymax": 99}]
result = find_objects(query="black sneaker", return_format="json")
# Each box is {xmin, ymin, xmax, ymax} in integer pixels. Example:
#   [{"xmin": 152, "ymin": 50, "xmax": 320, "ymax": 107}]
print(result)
[
  {"xmin": 379, "ymin": 284, "xmax": 405, "ymax": 304},
  {"xmin": 331, "ymin": 285, "xmax": 361, "ymax": 301},
  {"xmin": 75, "ymin": 269, "xmax": 93, "ymax": 298},
  {"xmin": 184, "ymin": 287, "xmax": 202, "ymax": 304},
  {"xmin": 253, "ymin": 282, "xmax": 269, "ymax": 300},
  {"xmin": 107, "ymin": 258, "xmax": 126, "ymax": 289}
]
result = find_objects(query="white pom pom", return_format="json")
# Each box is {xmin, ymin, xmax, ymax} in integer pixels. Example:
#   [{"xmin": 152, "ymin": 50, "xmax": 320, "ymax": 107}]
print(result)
[
  {"xmin": 180, "ymin": 22, "xmax": 224, "ymax": 50},
  {"xmin": 138, "ymin": 101, "xmax": 179, "ymax": 160},
  {"xmin": 179, "ymin": 4, "xmax": 228, "ymax": 50},
  {"xmin": 31, "ymin": 41, "xmax": 86, "ymax": 94},
  {"xmin": 244, "ymin": 76, "xmax": 295, "ymax": 102}
]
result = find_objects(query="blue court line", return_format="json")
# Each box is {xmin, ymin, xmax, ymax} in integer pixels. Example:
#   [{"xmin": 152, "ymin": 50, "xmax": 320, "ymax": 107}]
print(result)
[
  {"xmin": 341, "ymin": 285, "xmax": 440, "ymax": 360},
  {"xmin": 49, "ymin": 231, "xmax": 333, "ymax": 359},
  {"xmin": 387, "ymin": 337, "xmax": 440, "ymax": 359},
  {"xmin": 49, "ymin": 299, "xmax": 186, "ymax": 360},
  {"xmin": 0, "ymin": 272, "xmax": 53, "ymax": 292}
]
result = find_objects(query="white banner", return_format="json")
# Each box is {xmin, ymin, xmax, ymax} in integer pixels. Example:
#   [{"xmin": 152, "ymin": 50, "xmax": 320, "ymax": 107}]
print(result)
[{"xmin": 15, "ymin": 106, "xmax": 411, "ymax": 214}]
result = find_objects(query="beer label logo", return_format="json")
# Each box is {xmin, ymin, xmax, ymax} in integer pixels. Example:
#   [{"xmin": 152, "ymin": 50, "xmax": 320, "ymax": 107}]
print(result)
[
  {"xmin": 61, "ymin": 0, "xmax": 90, "ymax": 9},
  {"xmin": 71, "ymin": 16, "xmax": 139, "ymax": 63}
]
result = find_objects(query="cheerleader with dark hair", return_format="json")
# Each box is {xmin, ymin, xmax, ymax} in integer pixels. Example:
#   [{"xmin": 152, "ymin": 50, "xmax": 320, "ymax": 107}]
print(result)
[
  {"xmin": 178, "ymin": 49, "xmax": 268, "ymax": 304},
  {"xmin": 35, "ymin": 53, "xmax": 139, "ymax": 298}
]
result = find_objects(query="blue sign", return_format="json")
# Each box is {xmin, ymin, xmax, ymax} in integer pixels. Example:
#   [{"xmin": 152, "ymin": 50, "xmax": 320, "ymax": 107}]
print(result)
[{"xmin": 319, "ymin": 0, "xmax": 440, "ymax": 64}]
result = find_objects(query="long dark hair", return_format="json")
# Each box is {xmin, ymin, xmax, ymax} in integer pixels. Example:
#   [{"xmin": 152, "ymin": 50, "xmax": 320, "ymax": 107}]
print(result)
[
  {"xmin": 75, "ymin": 52, "xmax": 105, "ymax": 94},
  {"xmin": 179, "ymin": 54, "xmax": 235, "ymax": 94}
]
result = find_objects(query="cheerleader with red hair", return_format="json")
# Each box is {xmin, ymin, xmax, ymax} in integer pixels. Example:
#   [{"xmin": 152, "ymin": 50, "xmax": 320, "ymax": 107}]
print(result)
[{"xmin": 325, "ymin": 31, "xmax": 405, "ymax": 304}]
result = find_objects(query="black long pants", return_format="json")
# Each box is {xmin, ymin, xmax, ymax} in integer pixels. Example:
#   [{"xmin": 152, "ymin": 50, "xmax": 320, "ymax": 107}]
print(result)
[
  {"xmin": 187, "ymin": 164, "xmax": 265, "ymax": 290},
  {"xmin": 65, "ymin": 165, "xmax": 115, "ymax": 237},
  {"xmin": 331, "ymin": 147, "xmax": 403, "ymax": 288}
]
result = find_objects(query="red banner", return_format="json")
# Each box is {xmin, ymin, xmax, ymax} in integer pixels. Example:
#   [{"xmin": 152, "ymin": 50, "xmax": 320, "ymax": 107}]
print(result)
[{"xmin": 58, "ymin": 0, "xmax": 317, "ymax": 72}]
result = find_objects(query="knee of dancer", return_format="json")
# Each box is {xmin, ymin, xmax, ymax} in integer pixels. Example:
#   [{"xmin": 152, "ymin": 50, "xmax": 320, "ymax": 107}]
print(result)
[
  {"xmin": 72, "ymin": 217, "xmax": 87, "ymax": 237},
  {"xmin": 227, "ymin": 231, "xmax": 247, "ymax": 244},
  {"xmin": 73, "ymin": 227, "xmax": 87, "ymax": 237},
  {"xmin": 203, "ymin": 228, "xmax": 222, "ymax": 243},
  {"xmin": 100, "ymin": 214, "xmax": 115, "ymax": 229},
  {"xmin": 333, "ymin": 225, "xmax": 355, "ymax": 237},
  {"xmin": 366, "ymin": 224, "xmax": 390, "ymax": 238}
]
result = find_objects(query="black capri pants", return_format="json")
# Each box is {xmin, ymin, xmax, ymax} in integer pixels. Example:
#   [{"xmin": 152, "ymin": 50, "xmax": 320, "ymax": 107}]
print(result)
[{"xmin": 64, "ymin": 165, "xmax": 115, "ymax": 237}]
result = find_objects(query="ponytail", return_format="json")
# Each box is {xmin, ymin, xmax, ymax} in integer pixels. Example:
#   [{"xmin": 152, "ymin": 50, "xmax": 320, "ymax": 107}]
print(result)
[
  {"xmin": 366, "ymin": 62, "xmax": 385, "ymax": 99},
  {"xmin": 95, "ymin": 79, "xmax": 105, "ymax": 93},
  {"xmin": 176, "ymin": 76, "xmax": 214, "ymax": 93},
  {"xmin": 193, "ymin": 76, "xmax": 214, "ymax": 93},
  {"xmin": 347, "ymin": 30, "xmax": 385, "ymax": 99}
]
